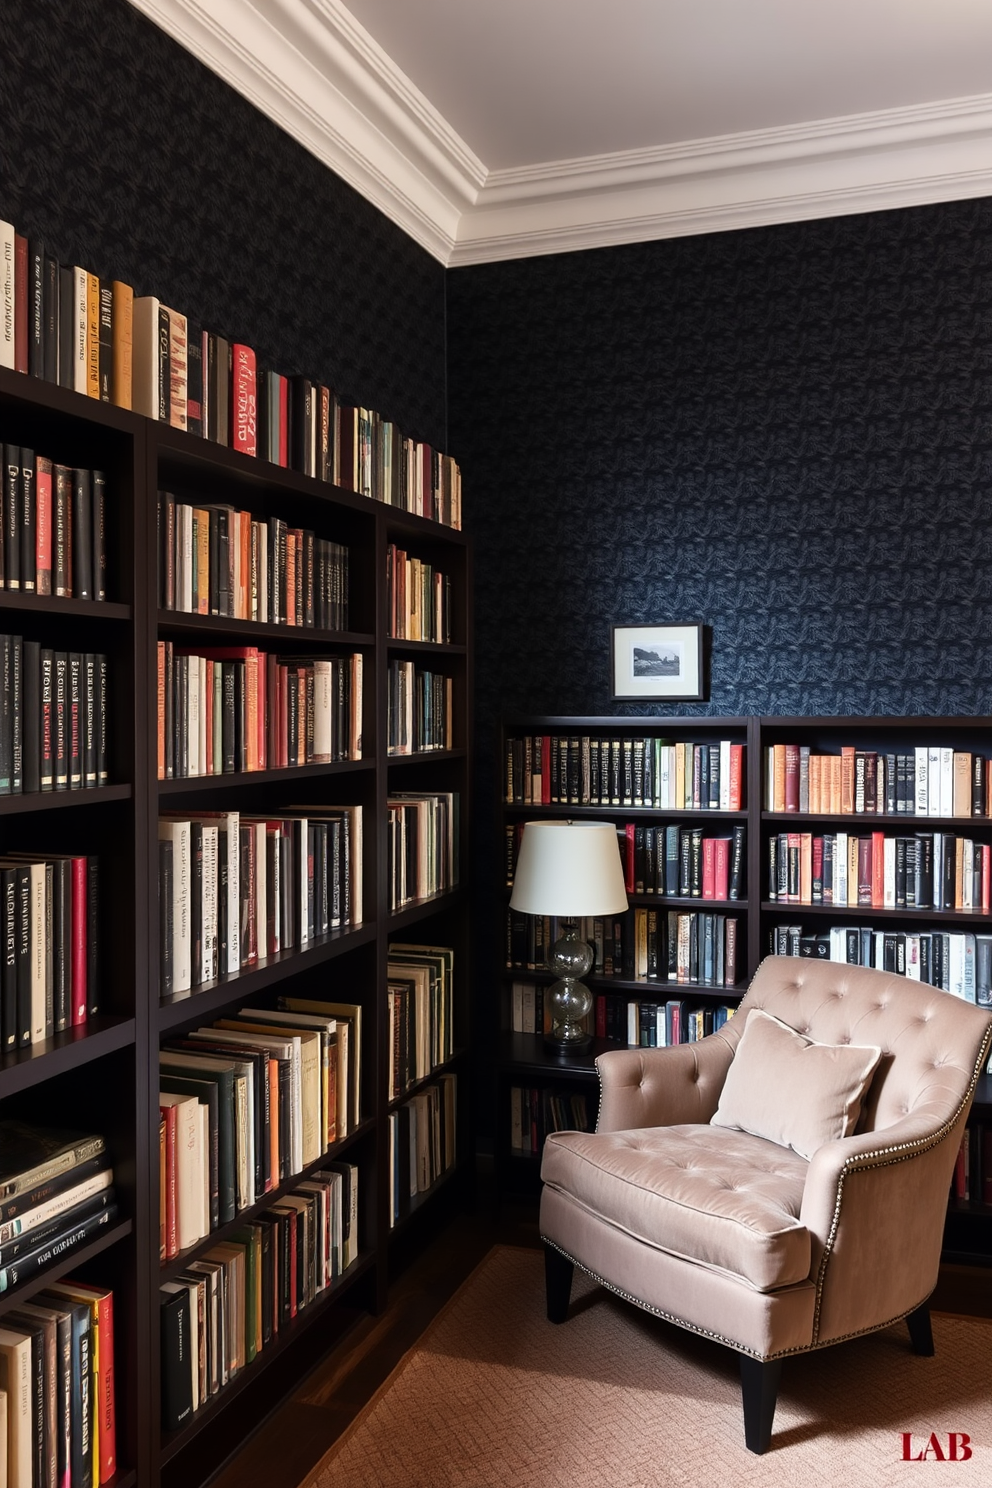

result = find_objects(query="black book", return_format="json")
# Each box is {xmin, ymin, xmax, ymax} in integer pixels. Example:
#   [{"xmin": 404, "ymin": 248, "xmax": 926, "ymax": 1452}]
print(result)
[
  {"xmin": 221, "ymin": 663, "xmax": 236, "ymax": 773},
  {"xmin": 96, "ymin": 653, "xmax": 109, "ymax": 784},
  {"xmin": 83, "ymin": 653, "xmax": 97, "ymax": 787},
  {"xmin": 39, "ymin": 648, "xmax": 54, "ymax": 790},
  {"xmin": 72, "ymin": 468, "xmax": 93, "ymax": 600},
  {"xmin": 15, "ymin": 863, "xmax": 31, "ymax": 1045},
  {"xmin": 1, "ymin": 868, "xmax": 16, "ymax": 1051},
  {"xmin": 0, "ymin": 634, "xmax": 11, "ymax": 794},
  {"xmin": 53, "ymin": 652, "xmax": 68, "ymax": 790},
  {"xmin": 53, "ymin": 464, "xmax": 72, "ymax": 597},
  {"xmin": 98, "ymin": 281, "xmax": 113, "ymax": 400},
  {"xmin": 186, "ymin": 323, "xmax": 203, "ymax": 436},
  {"xmin": 159, "ymin": 839, "xmax": 174, "ymax": 998},
  {"xmin": 28, "ymin": 239, "xmax": 44, "ymax": 377},
  {"xmin": 42, "ymin": 251, "xmax": 59, "ymax": 385},
  {"xmin": 20, "ymin": 447, "xmax": 36, "ymax": 593},
  {"xmin": 973, "ymin": 755, "xmax": 986, "ymax": 818},
  {"xmin": 10, "ymin": 635, "xmax": 21, "ymax": 795},
  {"xmin": 157, "ymin": 304, "xmax": 171, "ymax": 423},
  {"xmin": 216, "ymin": 509, "xmax": 230, "ymax": 617},
  {"xmin": 68, "ymin": 652, "xmax": 82, "ymax": 788},
  {"xmin": 190, "ymin": 821, "xmax": 203, "ymax": 986},
  {"xmin": 22, "ymin": 639, "xmax": 40, "ymax": 795},
  {"xmin": 289, "ymin": 376, "xmax": 314, "ymax": 476},
  {"xmin": 2, "ymin": 445, "xmax": 18, "ymax": 590},
  {"xmin": 232, "ymin": 662, "xmax": 245, "ymax": 772},
  {"xmin": 728, "ymin": 823, "xmax": 746, "ymax": 900},
  {"xmin": 87, "ymin": 857, "xmax": 99, "ymax": 1018},
  {"xmin": 52, "ymin": 856, "xmax": 70, "ymax": 1031},
  {"xmin": 58, "ymin": 263, "xmax": 75, "ymax": 389},
  {"xmin": 92, "ymin": 469, "xmax": 106, "ymax": 600},
  {"xmin": 160, "ymin": 1287, "xmax": 194, "ymax": 1431}
]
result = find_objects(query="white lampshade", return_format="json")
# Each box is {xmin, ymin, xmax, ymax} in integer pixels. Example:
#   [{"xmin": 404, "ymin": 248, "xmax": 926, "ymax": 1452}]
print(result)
[{"xmin": 509, "ymin": 821, "xmax": 629, "ymax": 918}]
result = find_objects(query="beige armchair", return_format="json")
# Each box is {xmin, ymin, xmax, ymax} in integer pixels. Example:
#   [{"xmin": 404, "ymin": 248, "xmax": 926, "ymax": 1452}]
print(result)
[{"xmin": 540, "ymin": 956, "xmax": 992, "ymax": 1452}]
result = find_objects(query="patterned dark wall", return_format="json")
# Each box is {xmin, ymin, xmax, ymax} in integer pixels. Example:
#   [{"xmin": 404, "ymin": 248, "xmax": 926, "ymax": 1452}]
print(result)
[
  {"xmin": 0, "ymin": 0, "xmax": 447, "ymax": 448},
  {"xmin": 447, "ymin": 202, "xmax": 992, "ymax": 744}
]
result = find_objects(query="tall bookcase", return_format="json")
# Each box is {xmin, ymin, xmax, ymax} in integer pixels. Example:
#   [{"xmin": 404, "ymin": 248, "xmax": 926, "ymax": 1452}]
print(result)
[
  {"xmin": 498, "ymin": 715, "xmax": 991, "ymax": 1265},
  {"xmin": 0, "ymin": 364, "xmax": 472, "ymax": 1488}
]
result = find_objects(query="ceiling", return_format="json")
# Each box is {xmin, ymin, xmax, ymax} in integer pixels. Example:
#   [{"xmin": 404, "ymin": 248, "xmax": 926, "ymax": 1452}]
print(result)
[{"xmin": 131, "ymin": 0, "xmax": 992, "ymax": 264}]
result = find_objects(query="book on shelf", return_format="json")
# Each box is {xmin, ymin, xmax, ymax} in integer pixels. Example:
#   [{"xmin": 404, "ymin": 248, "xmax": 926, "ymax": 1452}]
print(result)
[
  {"xmin": 951, "ymin": 1122, "xmax": 992, "ymax": 1204},
  {"xmin": 157, "ymin": 806, "xmax": 361, "ymax": 998},
  {"xmin": 765, "ymin": 742, "xmax": 992, "ymax": 818},
  {"xmin": 505, "ymin": 907, "xmax": 739, "ymax": 988},
  {"xmin": 766, "ymin": 829, "xmax": 991, "ymax": 912},
  {"xmin": 388, "ymin": 1074, "xmax": 456, "ymax": 1226},
  {"xmin": 0, "ymin": 638, "xmax": 109, "ymax": 795},
  {"xmin": 386, "ymin": 546, "xmax": 453, "ymax": 642},
  {"xmin": 158, "ymin": 494, "xmax": 350, "ymax": 631},
  {"xmin": 0, "ymin": 851, "xmax": 99, "ymax": 1048},
  {"xmin": 504, "ymin": 732, "xmax": 745, "ymax": 811},
  {"xmin": 386, "ymin": 944, "xmax": 455, "ymax": 1096},
  {"xmin": 155, "ymin": 643, "xmax": 362, "ymax": 778},
  {"xmin": 2, "ymin": 448, "xmax": 107, "ymax": 599},
  {"xmin": 770, "ymin": 921, "xmax": 992, "ymax": 1005},
  {"xmin": 509, "ymin": 1085, "xmax": 594, "ymax": 1155},
  {"xmin": 159, "ymin": 1160, "xmax": 356, "ymax": 1429},
  {"xmin": 386, "ymin": 660, "xmax": 453, "ymax": 754},
  {"xmin": 0, "ymin": 1123, "xmax": 115, "ymax": 1296},
  {"xmin": 386, "ymin": 792, "xmax": 459, "ymax": 910}
]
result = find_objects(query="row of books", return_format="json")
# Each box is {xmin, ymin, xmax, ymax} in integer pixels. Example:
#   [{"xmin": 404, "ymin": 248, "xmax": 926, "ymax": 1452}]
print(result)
[
  {"xmin": 0, "ymin": 218, "xmax": 462, "ymax": 529},
  {"xmin": 386, "ymin": 661, "xmax": 454, "ymax": 755},
  {"xmin": 613, "ymin": 998, "xmax": 735, "ymax": 1049},
  {"xmin": 159, "ymin": 998, "xmax": 362, "ymax": 1258},
  {"xmin": 1, "ymin": 853, "xmax": 99, "ymax": 1050},
  {"xmin": 765, "ymin": 743, "xmax": 992, "ymax": 818},
  {"xmin": 767, "ymin": 830, "xmax": 992, "ymax": 912},
  {"xmin": 0, "ymin": 1271, "xmax": 117, "ymax": 1488},
  {"xmin": 158, "ymin": 808, "xmax": 362, "ymax": 998},
  {"xmin": 0, "ymin": 640, "xmax": 110, "ymax": 794},
  {"xmin": 2, "ymin": 448, "xmax": 107, "ymax": 600},
  {"xmin": 386, "ymin": 546, "xmax": 453, "ymax": 643},
  {"xmin": 387, "ymin": 793, "xmax": 460, "ymax": 911},
  {"xmin": 506, "ymin": 909, "xmax": 741, "ymax": 987},
  {"xmin": 509, "ymin": 1087, "xmax": 595, "ymax": 1155},
  {"xmin": 770, "ymin": 923, "xmax": 992, "ymax": 1005},
  {"xmin": 156, "ymin": 643, "xmax": 362, "ymax": 778},
  {"xmin": 159, "ymin": 496, "xmax": 351, "ymax": 631},
  {"xmin": 953, "ymin": 1124, "xmax": 992, "ymax": 1203},
  {"xmin": 387, "ymin": 1075, "xmax": 457, "ymax": 1226},
  {"xmin": 386, "ymin": 945, "xmax": 456, "ymax": 1099},
  {"xmin": 0, "ymin": 1120, "xmax": 117, "ymax": 1307},
  {"xmin": 504, "ymin": 734, "xmax": 746, "ymax": 811},
  {"xmin": 160, "ymin": 1159, "xmax": 358, "ymax": 1432}
]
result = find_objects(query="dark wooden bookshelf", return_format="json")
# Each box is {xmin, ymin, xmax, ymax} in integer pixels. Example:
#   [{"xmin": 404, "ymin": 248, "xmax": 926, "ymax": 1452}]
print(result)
[
  {"xmin": 0, "ymin": 362, "xmax": 472, "ymax": 1488},
  {"xmin": 497, "ymin": 715, "xmax": 992, "ymax": 1252}
]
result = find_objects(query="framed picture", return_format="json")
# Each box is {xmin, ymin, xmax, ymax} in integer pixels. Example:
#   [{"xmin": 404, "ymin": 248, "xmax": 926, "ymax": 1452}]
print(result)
[{"xmin": 611, "ymin": 623, "xmax": 705, "ymax": 701}]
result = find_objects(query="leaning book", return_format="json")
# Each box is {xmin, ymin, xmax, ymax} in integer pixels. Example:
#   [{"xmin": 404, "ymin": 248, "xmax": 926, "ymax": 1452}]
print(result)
[{"xmin": 0, "ymin": 1121, "xmax": 106, "ymax": 1199}]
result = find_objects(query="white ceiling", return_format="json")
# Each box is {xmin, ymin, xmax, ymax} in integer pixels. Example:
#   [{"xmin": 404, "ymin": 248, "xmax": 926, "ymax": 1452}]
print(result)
[{"xmin": 131, "ymin": 0, "xmax": 992, "ymax": 263}]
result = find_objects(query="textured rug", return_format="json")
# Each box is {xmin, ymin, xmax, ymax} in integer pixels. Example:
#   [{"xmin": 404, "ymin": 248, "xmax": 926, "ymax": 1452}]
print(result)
[{"xmin": 306, "ymin": 1245, "xmax": 992, "ymax": 1488}]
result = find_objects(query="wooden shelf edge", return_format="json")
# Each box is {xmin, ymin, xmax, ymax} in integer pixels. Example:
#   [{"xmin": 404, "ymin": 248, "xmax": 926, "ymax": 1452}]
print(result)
[
  {"xmin": 0, "ymin": 593, "xmax": 131, "ymax": 620},
  {"xmin": 0, "ymin": 784, "xmax": 131, "ymax": 815},
  {"xmin": 385, "ymin": 1048, "xmax": 467, "ymax": 1113},
  {"xmin": 0, "ymin": 1219, "xmax": 133, "ymax": 1312},
  {"xmin": 158, "ymin": 760, "xmax": 370, "ymax": 793},
  {"xmin": 157, "ymin": 612, "xmax": 374, "ymax": 648},
  {"xmin": 0, "ymin": 1017, "xmax": 137, "ymax": 1097}
]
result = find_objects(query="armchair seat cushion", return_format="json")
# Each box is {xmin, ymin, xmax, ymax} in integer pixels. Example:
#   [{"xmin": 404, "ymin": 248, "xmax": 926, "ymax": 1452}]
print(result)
[{"xmin": 541, "ymin": 1123, "xmax": 811, "ymax": 1293}]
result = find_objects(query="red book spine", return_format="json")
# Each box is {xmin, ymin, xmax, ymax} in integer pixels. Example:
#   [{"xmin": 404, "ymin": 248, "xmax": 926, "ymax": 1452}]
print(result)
[
  {"xmin": 983, "ymin": 844, "xmax": 991, "ymax": 916},
  {"xmin": 230, "ymin": 343, "xmax": 257, "ymax": 456},
  {"xmin": 728, "ymin": 743, "xmax": 744, "ymax": 811},
  {"xmin": 96, "ymin": 1290, "xmax": 116, "ymax": 1483},
  {"xmin": 784, "ymin": 743, "xmax": 800, "ymax": 812},
  {"xmin": 256, "ymin": 651, "xmax": 267, "ymax": 770},
  {"xmin": 702, "ymin": 836, "xmax": 716, "ymax": 899},
  {"xmin": 624, "ymin": 823, "xmax": 635, "ymax": 894},
  {"xmin": 713, "ymin": 838, "xmax": 729, "ymax": 901},
  {"xmin": 541, "ymin": 736, "xmax": 552, "ymax": 804},
  {"xmin": 278, "ymin": 374, "xmax": 289, "ymax": 468},
  {"xmin": 14, "ymin": 233, "xmax": 28, "ymax": 373},
  {"xmin": 595, "ymin": 994, "xmax": 606, "ymax": 1039},
  {"xmin": 871, "ymin": 830, "xmax": 885, "ymax": 909},
  {"xmin": 35, "ymin": 454, "xmax": 53, "ymax": 594},
  {"xmin": 71, "ymin": 856, "xmax": 87, "ymax": 1024}
]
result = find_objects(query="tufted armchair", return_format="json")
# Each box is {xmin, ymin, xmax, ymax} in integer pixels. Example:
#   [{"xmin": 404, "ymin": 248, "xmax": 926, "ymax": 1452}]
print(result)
[{"xmin": 540, "ymin": 956, "xmax": 992, "ymax": 1452}]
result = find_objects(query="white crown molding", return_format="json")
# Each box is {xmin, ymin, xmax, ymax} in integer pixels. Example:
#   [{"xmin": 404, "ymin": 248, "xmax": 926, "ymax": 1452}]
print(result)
[{"xmin": 128, "ymin": 1, "xmax": 992, "ymax": 266}]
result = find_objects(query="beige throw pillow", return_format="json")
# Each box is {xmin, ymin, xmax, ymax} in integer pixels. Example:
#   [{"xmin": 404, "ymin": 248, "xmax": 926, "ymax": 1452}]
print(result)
[{"xmin": 711, "ymin": 1008, "xmax": 882, "ymax": 1160}]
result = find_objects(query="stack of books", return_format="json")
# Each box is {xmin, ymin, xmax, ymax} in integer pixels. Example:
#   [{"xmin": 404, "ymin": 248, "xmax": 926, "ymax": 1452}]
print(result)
[
  {"xmin": 387, "ymin": 1074, "xmax": 457, "ymax": 1226},
  {"xmin": 0, "ymin": 1123, "xmax": 117, "ymax": 1294},
  {"xmin": 2, "ymin": 448, "xmax": 107, "ymax": 599},
  {"xmin": 0, "ymin": 851, "xmax": 100, "ymax": 1048}
]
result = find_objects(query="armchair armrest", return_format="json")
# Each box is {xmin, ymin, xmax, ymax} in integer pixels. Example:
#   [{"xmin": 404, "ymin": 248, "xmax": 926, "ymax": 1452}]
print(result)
[
  {"xmin": 799, "ymin": 1106, "xmax": 964, "ymax": 1345},
  {"xmin": 596, "ymin": 1033, "xmax": 734, "ymax": 1132}
]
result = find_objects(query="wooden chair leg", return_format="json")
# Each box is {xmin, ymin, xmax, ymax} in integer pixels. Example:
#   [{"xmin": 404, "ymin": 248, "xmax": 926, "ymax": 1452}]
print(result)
[
  {"xmin": 739, "ymin": 1354, "xmax": 782, "ymax": 1454},
  {"xmin": 544, "ymin": 1244, "xmax": 574, "ymax": 1324},
  {"xmin": 906, "ymin": 1304, "xmax": 935, "ymax": 1356}
]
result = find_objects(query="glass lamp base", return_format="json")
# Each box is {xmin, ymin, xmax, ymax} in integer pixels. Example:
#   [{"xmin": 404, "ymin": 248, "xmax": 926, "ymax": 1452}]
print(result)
[{"xmin": 544, "ymin": 920, "xmax": 594, "ymax": 1052}]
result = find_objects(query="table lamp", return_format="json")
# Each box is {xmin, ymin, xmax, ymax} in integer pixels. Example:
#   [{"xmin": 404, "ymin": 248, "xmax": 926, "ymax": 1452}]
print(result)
[{"xmin": 509, "ymin": 820, "xmax": 629, "ymax": 1053}]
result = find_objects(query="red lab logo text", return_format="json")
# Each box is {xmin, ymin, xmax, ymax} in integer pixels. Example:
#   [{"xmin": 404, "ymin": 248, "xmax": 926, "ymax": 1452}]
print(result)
[{"xmin": 902, "ymin": 1433, "xmax": 972, "ymax": 1461}]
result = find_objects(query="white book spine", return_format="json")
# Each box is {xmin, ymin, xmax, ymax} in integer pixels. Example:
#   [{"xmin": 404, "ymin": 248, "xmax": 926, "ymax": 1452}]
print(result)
[
  {"xmin": 0, "ymin": 220, "xmax": 14, "ymax": 368},
  {"xmin": 223, "ymin": 812, "xmax": 240, "ymax": 974},
  {"xmin": 130, "ymin": 295, "xmax": 160, "ymax": 418},
  {"xmin": 914, "ymin": 746, "xmax": 929, "ymax": 817},
  {"xmin": 200, "ymin": 823, "xmax": 218, "ymax": 983},
  {"xmin": 187, "ymin": 659, "xmax": 200, "ymax": 778},
  {"xmin": 927, "ymin": 746, "xmax": 941, "ymax": 816},
  {"xmin": 159, "ymin": 820, "xmax": 191, "ymax": 994},
  {"xmin": 312, "ymin": 663, "xmax": 332, "ymax": 763},
  {"xmin": 940, "ymin": 747, "xmax": 954, "ymax": 819},
  {"xmin": 883, "ymin": 836, "xmax": 896, "ymax": 910},
  {"xmin": 254, "ymin": 820, "xmax": 266, "ymax": 961},
  {"xmin": 835, "ymin": 832, "xmax": 848, "ymax": 907}
]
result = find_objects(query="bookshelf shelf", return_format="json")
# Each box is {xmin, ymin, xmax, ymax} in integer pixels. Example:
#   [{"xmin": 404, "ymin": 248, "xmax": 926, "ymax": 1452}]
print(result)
[
  {"xmin": 0, "ymin": 1015, "xmax": 137, "ymax": 1096},
  {"xmin": 0, "ymin": 362, "xmax": 471, "ymax": 1488},
  {"xmin": 386, "ymin": 1047, "xmax": 469, "ymax": 1113}
]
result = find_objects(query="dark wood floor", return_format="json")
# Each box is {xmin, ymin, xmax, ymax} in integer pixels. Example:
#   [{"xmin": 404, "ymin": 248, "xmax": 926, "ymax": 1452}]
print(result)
[{"xmin": 208, "ymin": 1182, "xmax": 991, "ymax": 1488}]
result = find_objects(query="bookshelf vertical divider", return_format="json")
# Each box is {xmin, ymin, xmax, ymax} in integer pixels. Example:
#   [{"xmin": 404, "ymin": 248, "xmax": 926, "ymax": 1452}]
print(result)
[{"xmin": 0, "ymin": 366, "xmax": 472, "ymax": 1488}]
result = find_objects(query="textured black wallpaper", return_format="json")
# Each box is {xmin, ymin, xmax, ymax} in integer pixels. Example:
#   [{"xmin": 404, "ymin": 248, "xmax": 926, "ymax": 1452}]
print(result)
[
  {"xmin": 0, "ymin": 0, "xmax": 447, "ymax": 448},
  {"xmin": 447, "ymin": 202, "xmax": 992, "ymax": 738}
]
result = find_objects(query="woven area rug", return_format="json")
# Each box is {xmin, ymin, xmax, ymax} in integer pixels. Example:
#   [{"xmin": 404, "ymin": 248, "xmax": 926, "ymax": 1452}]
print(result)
[{"xmin": 306, "ymin": 1245, "xmax": 992, "ymax": 1488}]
